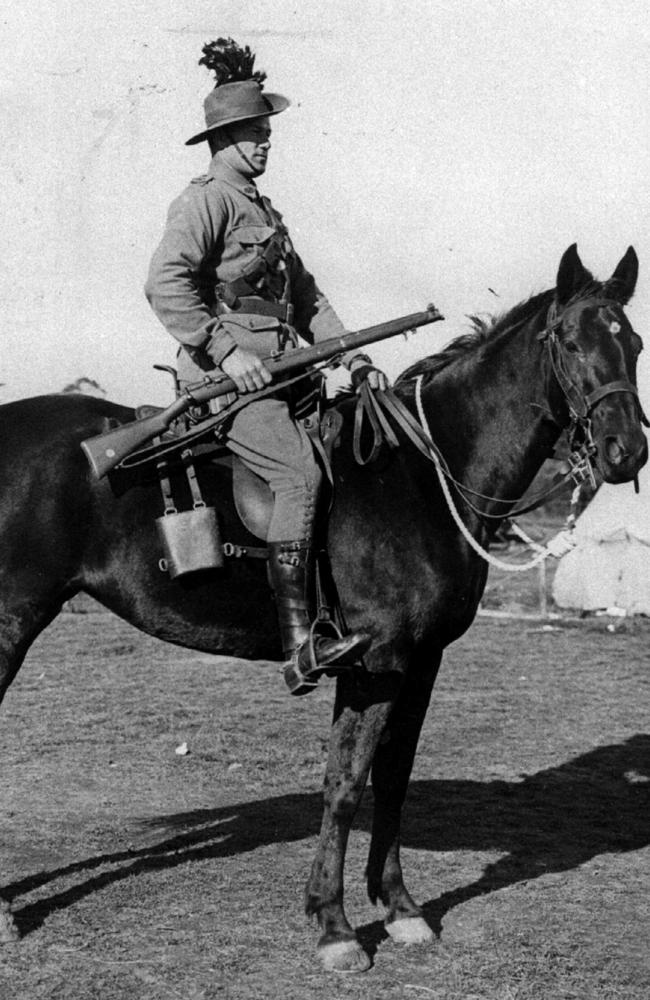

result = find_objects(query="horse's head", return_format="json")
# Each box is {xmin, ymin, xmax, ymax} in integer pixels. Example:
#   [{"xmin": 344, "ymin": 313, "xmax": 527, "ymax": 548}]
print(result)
[{"xmin": 543, "ymin": 244, "xmax": 648, "ymax": 484}]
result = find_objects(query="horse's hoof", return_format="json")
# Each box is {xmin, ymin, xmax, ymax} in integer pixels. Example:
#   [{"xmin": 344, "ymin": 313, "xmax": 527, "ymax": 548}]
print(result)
[
  {"xmin": 318, "ymin": 939, "xmax": 371, "ymax": 973},
  {"xmin": 0, "ymin": 905, "xmax": 19, "ymax": 945},
  {"xmin": 385, "ymin": 916, "xmax": 435, "ymax": 945}
]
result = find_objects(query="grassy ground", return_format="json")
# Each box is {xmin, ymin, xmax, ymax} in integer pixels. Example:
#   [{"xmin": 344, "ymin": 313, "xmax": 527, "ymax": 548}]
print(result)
[
  {"xmin": 480, "ymin": 509, "xmax": 570, "ymax": 616},
  {"xmin": 0, "ymin": 606, "xmax": 648, "ymax": 999}
]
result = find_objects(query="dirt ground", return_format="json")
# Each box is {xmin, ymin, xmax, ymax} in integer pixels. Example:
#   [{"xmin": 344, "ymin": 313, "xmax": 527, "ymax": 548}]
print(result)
[{"xmin": 0, "ymin": 598, "xmax": 649, "ymax": 999}]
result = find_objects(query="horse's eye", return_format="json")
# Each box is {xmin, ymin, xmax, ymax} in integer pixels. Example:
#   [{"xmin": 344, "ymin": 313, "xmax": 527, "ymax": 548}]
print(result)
[{"xmin": 564, "ymin": 341, "xmax": 580, "ymax": 354}]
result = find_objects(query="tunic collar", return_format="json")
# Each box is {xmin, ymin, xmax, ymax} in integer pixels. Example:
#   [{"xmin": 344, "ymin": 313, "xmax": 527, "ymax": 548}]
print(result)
[{"xmin": 207, "ymin": 158, "xmax": 260, "ymax": 201}]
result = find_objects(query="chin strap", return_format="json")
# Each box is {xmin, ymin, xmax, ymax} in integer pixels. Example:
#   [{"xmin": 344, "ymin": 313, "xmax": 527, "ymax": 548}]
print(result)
[{"xmin": 223, "ymin": 127, "xmax": 261, "ymax": 176}]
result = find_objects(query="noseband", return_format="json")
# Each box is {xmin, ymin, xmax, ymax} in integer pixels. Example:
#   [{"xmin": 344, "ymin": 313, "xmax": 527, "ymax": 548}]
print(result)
[{"xmin": 537, "ymin": 295, "xmax": 649, "ymax": 434}]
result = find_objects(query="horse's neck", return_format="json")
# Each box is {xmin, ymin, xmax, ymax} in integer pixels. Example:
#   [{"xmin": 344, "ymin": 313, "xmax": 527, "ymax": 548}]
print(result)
[{"xmin": 424, "ymin": 319, "xmax": 560, "ymax": 516}]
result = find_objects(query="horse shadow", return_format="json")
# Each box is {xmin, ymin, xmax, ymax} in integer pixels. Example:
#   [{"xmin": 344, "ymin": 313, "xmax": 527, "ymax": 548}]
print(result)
[{"xmin": 5, "ymin": 734, "xmax": 649, "ymax": 939}]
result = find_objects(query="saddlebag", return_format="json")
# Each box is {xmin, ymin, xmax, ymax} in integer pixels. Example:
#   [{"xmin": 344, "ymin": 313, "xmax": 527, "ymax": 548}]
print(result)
[
  {"xmin": 156, "ymin": 446, "xmax": 224, "ymax": 577},
  {"xmin": 157, "ymin": 504, "xmax": 224, "ymax": 577}
]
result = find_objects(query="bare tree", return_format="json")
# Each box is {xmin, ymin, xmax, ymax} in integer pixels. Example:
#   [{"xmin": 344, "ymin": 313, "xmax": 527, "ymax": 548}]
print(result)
[{"xmin": 61, "ymin": 377, "xmax": 106, "ymax": 398}]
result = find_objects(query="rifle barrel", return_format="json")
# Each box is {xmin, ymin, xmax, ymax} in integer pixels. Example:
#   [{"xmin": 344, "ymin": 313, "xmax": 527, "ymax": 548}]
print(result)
[{"xmin": 183, "ymin": 305, "xmax": 443, "ymax": 405}]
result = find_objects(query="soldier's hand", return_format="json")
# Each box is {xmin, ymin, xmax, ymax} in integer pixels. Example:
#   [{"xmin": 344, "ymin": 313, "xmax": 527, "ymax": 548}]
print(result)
[
  {"xmin": 220, "ymin": 348, "xmax": 273, "ymax": 394},
  {"xmin": 350, "ymin": 357, "xmax": 390, "ymax": 393}
]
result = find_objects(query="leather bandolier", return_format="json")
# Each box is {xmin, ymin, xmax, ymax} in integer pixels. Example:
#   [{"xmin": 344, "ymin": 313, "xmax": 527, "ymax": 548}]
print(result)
[{"xmin": 215, "ymin": 197, "xmax": 293, "ymax": 320}]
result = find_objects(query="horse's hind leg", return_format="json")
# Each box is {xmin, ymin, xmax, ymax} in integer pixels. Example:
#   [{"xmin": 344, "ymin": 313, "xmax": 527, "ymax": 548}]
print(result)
[
  {"xmin": 366, "ymin": 647, "xmax": 442, "ymax": 945},
  {"xmin": 0, "ymin": 592, "xmax": 66, "ymax": 943}
]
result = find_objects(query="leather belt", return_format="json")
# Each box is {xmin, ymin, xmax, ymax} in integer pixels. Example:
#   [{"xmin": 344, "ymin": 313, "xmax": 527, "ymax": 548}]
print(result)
[{"xmin": 216, "ymin": 298, "xmax": 294, "ymax": 323}]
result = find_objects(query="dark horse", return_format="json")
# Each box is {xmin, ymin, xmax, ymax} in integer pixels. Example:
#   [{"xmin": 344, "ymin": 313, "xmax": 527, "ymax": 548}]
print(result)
[{"xmin": 0, "ymin": 246, "xmax": 647, "ymax": 971}]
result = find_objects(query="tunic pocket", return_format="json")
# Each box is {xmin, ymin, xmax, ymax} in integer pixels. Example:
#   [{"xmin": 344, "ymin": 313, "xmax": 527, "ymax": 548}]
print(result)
[
  {"xmin": 231, "ymin": 224, "xmax": 277, "ymax": 248},
  {"xmin": 222, "ymin": 315, "xmax": 281, "ymax": 333}
]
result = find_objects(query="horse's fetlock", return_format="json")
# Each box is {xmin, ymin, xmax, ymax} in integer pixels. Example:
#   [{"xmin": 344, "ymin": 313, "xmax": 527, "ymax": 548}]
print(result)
[
  {"xmin": 367, "ymin": 885, "xmax": 380, "ymax": 906},
  {"xmin": 318, "ymin": 928, "xmax": 357, "ymax": 948},
  {"xmin": 368, "ymin": 882, "xmax": 389, "ymax": 906},
  {"xmin": 365, "ymin": 869, "xmax": 385, "ymax": 907},
  {"xmin": 330, "ymin": 793, "xmax": 359, "ymax": 822}
]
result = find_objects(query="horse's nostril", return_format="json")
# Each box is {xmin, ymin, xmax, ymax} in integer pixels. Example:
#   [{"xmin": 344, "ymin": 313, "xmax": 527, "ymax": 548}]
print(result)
[{"xmin": 605, "ymin": 436, "xmax": 628, "ymax": 465}]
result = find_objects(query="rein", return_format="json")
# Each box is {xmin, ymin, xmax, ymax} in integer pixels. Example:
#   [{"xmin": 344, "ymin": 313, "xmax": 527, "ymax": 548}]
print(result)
[
  {"xmin": 353, "ymin": 375, "xmax": 575, "ymax": 573},
  {"xmin": 352, "ymin": 291, "xmax": 647, "ymax": 571},
  {"xmin": 411, "ymin": 377, "xmax": 577, "ymax": 571},
  {"xmin": 352, "ymin": 381, "xmax": 575, "ymax": 572},
  {"xmin": 353, "ymin": 381, "xmax": 590, "ymax": 520}
]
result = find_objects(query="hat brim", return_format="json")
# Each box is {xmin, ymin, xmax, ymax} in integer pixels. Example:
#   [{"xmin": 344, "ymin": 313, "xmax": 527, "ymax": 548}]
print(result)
[{"xmin": 185, "ymin": 93, "xmax": 290, "ymax": 146}]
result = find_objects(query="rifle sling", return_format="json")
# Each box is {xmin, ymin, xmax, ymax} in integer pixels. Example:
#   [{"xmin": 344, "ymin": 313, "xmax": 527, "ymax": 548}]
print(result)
[{"xmin": 119, "ymin": 366, "xmax": 324, "ymax": 470}]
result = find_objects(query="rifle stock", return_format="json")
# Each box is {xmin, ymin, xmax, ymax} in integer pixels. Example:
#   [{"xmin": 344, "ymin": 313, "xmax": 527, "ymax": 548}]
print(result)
[{"xmin": 81, "ymin": 304, "xmax": 443, "ymax": 478}]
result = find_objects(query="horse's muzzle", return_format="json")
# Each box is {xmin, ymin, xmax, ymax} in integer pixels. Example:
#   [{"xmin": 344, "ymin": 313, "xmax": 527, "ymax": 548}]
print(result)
[
  {"xmin": 590, "ymin": 392, "xmax": 648, "ymax": 483},
  {"xmin": 597, "ymin": 429, "xmax": 648, "ymax": 483}
]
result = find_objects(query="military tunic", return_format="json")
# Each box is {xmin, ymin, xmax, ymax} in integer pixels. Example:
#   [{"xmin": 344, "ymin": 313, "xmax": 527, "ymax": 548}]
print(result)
[
  {"xmin": 145, "ymin": 158, "xmax": 351, "ymax": 374},
  {"xmin": 144, "ymin": 157, "xmax": 352, "ymax": 541}
]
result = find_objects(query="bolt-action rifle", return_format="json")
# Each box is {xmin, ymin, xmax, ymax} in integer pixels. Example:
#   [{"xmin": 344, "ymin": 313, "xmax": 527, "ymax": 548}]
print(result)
[{"xmin": 81, "ymin": 304, "xmax": 444, "ymax": 479}]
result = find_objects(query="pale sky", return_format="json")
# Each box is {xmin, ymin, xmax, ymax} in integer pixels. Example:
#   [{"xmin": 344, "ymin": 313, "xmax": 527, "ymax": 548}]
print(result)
[{"xmin": 1, "ymin": 0, "xmax": 648, "ymax": 405}]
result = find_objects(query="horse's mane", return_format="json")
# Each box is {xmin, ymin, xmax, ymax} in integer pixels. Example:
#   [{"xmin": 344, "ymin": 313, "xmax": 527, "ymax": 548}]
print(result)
[
  {"xmin": 336, "ymin": 273, "xmax": 606, "ymax": 399},
  {"xmin": 394, "ymin": 289, "xmax": 556, "ymax": 388}
]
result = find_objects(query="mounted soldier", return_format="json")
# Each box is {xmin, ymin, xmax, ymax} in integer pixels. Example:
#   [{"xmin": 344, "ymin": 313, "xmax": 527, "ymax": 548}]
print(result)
[{"xmin": 144, "ymin": 39, "xmax": 388, "ymax": 695}]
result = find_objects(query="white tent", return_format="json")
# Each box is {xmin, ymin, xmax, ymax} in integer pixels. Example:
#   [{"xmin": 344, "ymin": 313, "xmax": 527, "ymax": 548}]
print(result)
[{"xmin": 553, "ymin": 455, "xmax": 650, "ymax": 615}]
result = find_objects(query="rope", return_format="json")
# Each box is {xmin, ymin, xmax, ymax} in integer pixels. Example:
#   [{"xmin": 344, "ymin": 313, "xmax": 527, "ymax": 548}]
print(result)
[{"xmin": 413, "ymin": 376, "xmax": 576, "ymax": 573}]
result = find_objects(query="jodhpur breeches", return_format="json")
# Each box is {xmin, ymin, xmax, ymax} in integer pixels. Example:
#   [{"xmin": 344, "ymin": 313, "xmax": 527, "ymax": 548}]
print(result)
[{"xmin": 223, "ymin": 397, "xmax": 321, "ymax": 542}]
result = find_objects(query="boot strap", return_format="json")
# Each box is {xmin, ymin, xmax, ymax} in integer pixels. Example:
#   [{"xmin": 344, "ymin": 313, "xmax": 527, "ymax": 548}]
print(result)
[{"xmin": 275, "ymin": 596, "xmax": 309, "ymax": 612}]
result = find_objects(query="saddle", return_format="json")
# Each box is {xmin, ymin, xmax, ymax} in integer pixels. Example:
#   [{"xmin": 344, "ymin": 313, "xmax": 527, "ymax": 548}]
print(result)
[
  {"xmin": 233, "ymin": 409, "xmax": 343, "ymax": 541},
  {"xmin": 132, "ymin": 400, "xmax": 344, "ymax": 575}
]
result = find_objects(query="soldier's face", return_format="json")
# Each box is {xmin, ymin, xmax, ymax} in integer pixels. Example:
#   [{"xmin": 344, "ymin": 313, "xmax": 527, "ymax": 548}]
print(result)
[{"xmin": 220, "ymin": 117, "xmax": 272, "ymax": 177}]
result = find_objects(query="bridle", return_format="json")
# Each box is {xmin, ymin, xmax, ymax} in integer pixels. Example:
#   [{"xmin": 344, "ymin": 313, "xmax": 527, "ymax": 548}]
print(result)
[
  {"xmin": 537, "ymin": 294, "xmax": 649, "ymax": 450},
  {"xmin": 392, "ymin": 290, "xmax": 648, "ymax": 569}
]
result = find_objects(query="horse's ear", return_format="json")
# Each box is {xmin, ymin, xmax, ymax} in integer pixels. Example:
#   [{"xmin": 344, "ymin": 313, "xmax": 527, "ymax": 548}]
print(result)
[
  {"xmin": 604, "ymin": 246, "xmax": 638, "ymax": 304},
  {"xmin": 555, "ymin": 244, "xmax": 592, "ymax": 304}
]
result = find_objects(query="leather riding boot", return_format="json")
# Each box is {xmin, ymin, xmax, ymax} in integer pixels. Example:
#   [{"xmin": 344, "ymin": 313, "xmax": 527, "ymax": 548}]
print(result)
[{"xmin": 268, "ymin": 540, "xmax": 372, "ymax": 695}]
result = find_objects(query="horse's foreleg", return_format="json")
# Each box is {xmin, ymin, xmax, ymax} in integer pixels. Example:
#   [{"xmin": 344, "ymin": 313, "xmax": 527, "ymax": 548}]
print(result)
[
  {"xmin": 366, "ymin": 648, "xmax": 441, "ymax": 945},
  {"xmin": 0, "ymin": 610, "xmax": 31, "ymax": 943},
  {"xmin": 306, "ymin": 671, "xmax": 403, "ymax": 973}
]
